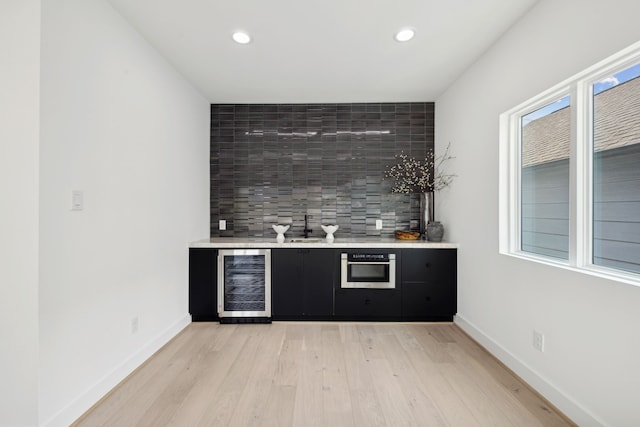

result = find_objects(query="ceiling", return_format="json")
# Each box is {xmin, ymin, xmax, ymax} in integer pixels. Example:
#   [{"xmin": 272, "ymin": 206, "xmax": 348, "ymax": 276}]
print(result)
[{"xmin": 106, "ymin": 0, "xmax": 538, "ymax": 103}]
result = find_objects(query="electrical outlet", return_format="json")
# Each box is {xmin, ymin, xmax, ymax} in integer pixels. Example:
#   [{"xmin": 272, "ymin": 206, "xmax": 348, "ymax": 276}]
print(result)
[
  {"xmin": 533, "ymin": 330, "xmax": 544, "ymax": 352},
  {"xmin": 219, "ymin": 220, "xmax": 226, "ymax": 230},
  {"xmin": 376, "ymin": 219, "xmax": 383, "ymax": 230},
  {"xmin": 71, "ymin": 190, "xmax": 84, "ymax": 211},
  {"xmin": 131, "ymin": 317, "xmax": 138, "ymax": 334}
]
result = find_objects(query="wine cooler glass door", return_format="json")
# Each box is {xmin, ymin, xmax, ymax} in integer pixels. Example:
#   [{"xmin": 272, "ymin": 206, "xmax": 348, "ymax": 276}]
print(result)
[{"xmin": 218, "ymin": 249, "xmax": 271, "ymax": 318}]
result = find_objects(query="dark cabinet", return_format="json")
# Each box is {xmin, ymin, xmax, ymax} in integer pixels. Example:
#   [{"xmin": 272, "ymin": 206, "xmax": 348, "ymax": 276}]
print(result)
[
  {"xmin": 400, "ymin": 249, "xmax": 457, "ymax": 321},
  {"xmin": 334, "ymin": 249, "xmax": 402, "ymax": 320},
  {"xmin": 271, "ymin": 249, "xmax": 303, "ymax": 318},
  {"xmin": 190, "ymin": 245, "xmax": 456, "ymax": 323},
  {"xmin": 271, "ymin": 249, "xmax": 335, "ymax": 320},
  {"xmin": 334, "ymin": 288, "xmax": 402, "ymax": 320},
  {"xmin": 189, "ymin": 248, "xmax": 218, "ymax": 321}
]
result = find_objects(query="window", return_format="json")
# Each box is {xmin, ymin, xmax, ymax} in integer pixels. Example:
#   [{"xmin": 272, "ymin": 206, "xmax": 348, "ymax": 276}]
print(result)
[
  {"xmin": 500, "ymin": 41, "xmax": 640, "ymax": 284},
  {"xmin": 520, "ymin": 96, "xmax": 571, "ymax": 259},
  {"xmin": 592, "ymin": 63, "xmax": 640, "ymax": 274}
]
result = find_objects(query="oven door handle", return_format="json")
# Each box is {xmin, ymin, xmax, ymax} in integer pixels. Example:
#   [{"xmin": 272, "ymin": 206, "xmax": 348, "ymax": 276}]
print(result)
[{"xmin": 346, "ymin": 261, "xmax": 391, "ymax": 265}]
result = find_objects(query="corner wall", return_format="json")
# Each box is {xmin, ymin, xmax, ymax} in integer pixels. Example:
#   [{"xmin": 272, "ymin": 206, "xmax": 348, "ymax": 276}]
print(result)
[
  {"xmin": 0, "ymin": 1, "xmax": 40, "ymax": 426},
  {"xmin": 39, "ymin": 0, "xmax": 209, "ymax": 425},
  {"xmin": 436, "ymin": 1, "xmax": 640, "ymax": 426}
]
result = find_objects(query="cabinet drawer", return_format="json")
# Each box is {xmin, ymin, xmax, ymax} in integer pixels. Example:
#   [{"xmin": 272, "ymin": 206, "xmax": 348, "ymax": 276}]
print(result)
[
  {"xmin": 334, "ymin": 289, "xmax": 401, "ymax": 320},
  {"xmin": 401, "ymin": 249, "xmax": 456, "ymax": 283},
  {"xmin": 402, "ymin": 281, "xmax": 455, "ymax": 319}
]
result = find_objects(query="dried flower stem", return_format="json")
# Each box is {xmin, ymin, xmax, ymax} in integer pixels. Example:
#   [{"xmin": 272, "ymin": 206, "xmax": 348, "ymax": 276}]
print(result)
[{"xmin": 384, "ymin": 142, "xmax": 456, "ymax": 193}]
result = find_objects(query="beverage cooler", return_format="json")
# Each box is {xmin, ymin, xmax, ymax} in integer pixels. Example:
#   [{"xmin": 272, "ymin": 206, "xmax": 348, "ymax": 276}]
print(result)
[{"xmin": 217, "ymin": 249, "xmax": 271, "ymax": 323}]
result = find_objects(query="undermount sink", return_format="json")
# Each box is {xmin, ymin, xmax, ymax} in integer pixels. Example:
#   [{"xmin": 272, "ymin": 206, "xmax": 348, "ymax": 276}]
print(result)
[{"xmin": 289, "ymin": 238, "xmax": 323, "ymax": 243}]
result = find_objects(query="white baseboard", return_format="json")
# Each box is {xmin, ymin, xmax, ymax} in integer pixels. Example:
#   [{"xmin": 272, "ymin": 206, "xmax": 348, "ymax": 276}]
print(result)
[
  {"xmin": 42, "ymin": 314, "xmax": 191, "ymax": 427},
  {"xmin": 454, "ymin": 314, "xmax": 606, "ymax": 427}
]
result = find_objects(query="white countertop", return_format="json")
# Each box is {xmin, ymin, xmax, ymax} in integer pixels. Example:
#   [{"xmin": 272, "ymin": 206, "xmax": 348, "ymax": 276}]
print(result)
[{"xmin": 190, "ymin": 237, "xmax": 458, "ymax": 249}]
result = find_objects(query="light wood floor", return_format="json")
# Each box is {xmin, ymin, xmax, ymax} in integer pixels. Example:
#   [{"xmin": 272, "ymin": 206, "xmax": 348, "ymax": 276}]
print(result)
[{"xmin": 74, "ymin": 322, "xmax": 575, "ymax": 427}]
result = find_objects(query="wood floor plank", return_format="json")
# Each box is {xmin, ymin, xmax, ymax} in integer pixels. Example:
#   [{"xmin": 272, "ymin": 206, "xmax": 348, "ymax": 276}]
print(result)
[
  {"xmin": 439, "ymin": 360, "xmax": 517, "ymax": 427},
  {"xmin": 139, "ymin": 324, "xmax": 243, "ymax": 426},
  {"xmin": 338, "ymin": 322, "xmax": 360, "ymax": 343},
  {"xmin": 194, "ymin": 325, "xmax": 268, "ymax": 426},
  {"xmin": 409, "ymin": 323, "xmax": 456, "ymax": 363},
  {"xmin": 356, "ymin": 324, "xmax": 387, "ymax": 361},
  {"xmin": 136, "ymin": 344, "xmax": 218, "ymax": 427},
  {"xmin": 273, "ymin": 337, "xmax": 302, "ymax": 387},
  {"xmin": 391, "ymin": 325, "xmax": 481, "ymax": 426},
  {"xmin": 73, "ymin": 322, "xmax": 575, "ymax": 427},
  {"xmin": 343, "ymin": 346, "xmax": 387, "ymax": 427},
  {"xmin": 260, "ymin": 384, "xmax": 297, "ymax": 427},
  {"xmin": 163, "ymin": 325, "xmax": 247, "ymax": 427},
  {"xmin": 321, "ymin": 326, "xmax": 355, "ymax": 426},
  {"xmin": 291, "ymin": 324, "xmax": 325, "ymax": 427},
  {"xmin": 368, "ymin": 357, "xmax": 420, "ymax": 426},
  {"xmin": 228, "ymin": 324, "xmax": 287, "ymax": 427},
  {"xmin": 375, "ymin": 328, "xmax": 448, "ymax": 426}
]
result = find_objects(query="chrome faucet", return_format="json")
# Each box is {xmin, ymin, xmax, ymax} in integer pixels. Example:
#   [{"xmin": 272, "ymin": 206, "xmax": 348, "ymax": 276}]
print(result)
[{"xmin": 303, "ymin": 215, "xmax": 313, "ymax": 238}]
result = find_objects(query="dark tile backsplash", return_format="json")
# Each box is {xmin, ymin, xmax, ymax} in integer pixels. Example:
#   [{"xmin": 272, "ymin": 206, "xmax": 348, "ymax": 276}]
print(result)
[{"xmin": 210, "ymin": 103, "xmax": 434, "ymax": 238}]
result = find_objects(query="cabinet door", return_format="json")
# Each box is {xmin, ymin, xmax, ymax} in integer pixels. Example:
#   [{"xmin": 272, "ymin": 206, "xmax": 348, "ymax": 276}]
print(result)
[
  {"xmin": 302, "ymin": 249, "xmax": 335, "ymax": 317},
  {"xmin": 401, "ymin": 249, "xmax": 457, "ymax": 320},
  {"xmin": 271, "ymin": 249, "xmax": 304, "ymax": 319},
  {"xmin": 189, "ymin": 248, "xmax": 218, "ymax": 321}
]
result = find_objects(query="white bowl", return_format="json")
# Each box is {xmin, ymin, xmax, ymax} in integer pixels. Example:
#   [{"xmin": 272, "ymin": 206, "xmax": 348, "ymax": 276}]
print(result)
[{"xmin": 272, "ymin": 224, "xmax": 290, "ymax": 234}]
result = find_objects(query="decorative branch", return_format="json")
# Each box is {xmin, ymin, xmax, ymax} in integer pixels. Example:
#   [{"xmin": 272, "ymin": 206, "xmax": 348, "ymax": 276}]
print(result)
[{"xmin": 384, "ymin": 142, "xmax": 456, "ymax": 193}]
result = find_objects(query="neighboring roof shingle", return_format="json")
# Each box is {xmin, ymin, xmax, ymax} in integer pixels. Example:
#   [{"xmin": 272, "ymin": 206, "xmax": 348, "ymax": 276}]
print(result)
[{"xmin": 522, "ymin": 76, "xmax": 640, "ymax": 167}]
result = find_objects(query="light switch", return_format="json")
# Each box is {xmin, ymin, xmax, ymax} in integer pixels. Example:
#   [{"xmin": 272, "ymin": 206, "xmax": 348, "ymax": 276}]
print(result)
[
  {"xmin": 71, "ymin": 190, "xmax": 84, "ymax": 211},
  {"xmin": 376, "ymin": 219, "xmax": 383, "ymax": 230},
  {"xmin": 219, "ymin": 219, "xmax": 226, "ymax": 230}
]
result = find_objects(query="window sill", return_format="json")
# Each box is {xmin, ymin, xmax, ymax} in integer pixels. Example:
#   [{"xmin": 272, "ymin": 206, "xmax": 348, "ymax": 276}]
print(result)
[{"xmin": 500, "ymin": 250, "xmax": 640, "ymax": 288}]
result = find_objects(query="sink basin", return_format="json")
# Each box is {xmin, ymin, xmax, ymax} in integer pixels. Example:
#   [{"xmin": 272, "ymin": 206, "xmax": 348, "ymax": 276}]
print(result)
[{"xmin": 289, "ymin": 238, "xmax": 323, "ymax": 243}]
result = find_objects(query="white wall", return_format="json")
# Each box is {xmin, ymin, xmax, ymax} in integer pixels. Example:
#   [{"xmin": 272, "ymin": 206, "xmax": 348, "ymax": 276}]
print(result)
[
  {"xmin": 39, "ymin": 0, "xmax": 209, "ymax": 425},
  {"xmin": 436, "ymin": 1, "xmax": 640, "ymax": 426},
  {"xmin": 0, "ymin": 1, "xmax": 40, "ymax": 426}
]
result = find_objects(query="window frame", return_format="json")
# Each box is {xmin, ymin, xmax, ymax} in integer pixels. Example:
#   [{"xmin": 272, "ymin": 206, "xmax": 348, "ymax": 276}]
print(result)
[{"xmin": 499, "ymin": 41, "xmax": 640, "ymax": 287}]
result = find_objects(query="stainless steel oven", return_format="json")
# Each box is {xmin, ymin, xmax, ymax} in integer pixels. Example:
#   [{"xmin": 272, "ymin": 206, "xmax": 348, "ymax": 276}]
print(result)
[{"xmin": 340, "ymin": 253, "xmax": 396, "ymax": 289}]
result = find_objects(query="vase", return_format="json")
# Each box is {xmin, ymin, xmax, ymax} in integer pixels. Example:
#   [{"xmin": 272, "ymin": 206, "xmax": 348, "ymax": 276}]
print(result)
[
  {"xmin": 272, "ymin": 224, "xmax": 290, "ymax": 243},
  {"xmin": 426, "ymin": 221, "xmax": 444, "ymax": 242},
  {"xmin": 419, "ymin": 192, "xmax": 434, "ymax": 238},
  {"xmin": 321, "ymin": 224, "xmax": 339, "ymax": 243}
]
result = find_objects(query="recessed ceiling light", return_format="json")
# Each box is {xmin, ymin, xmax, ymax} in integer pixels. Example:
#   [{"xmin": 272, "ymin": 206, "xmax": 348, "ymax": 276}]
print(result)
[
  {"xmin": 232, "ymin": 31, "xmax": 251, "ymax": 44},
  {"xmin": 394, "ymin": 28, "xmax": 415, "ymax": 42}
]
